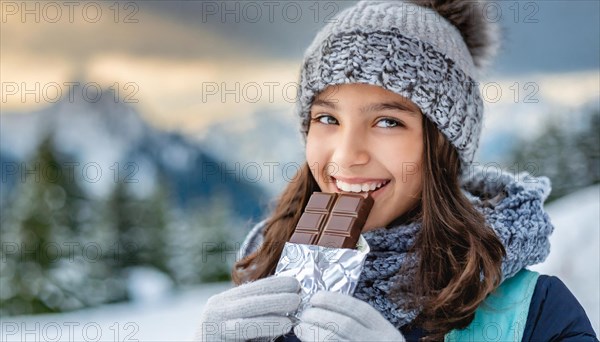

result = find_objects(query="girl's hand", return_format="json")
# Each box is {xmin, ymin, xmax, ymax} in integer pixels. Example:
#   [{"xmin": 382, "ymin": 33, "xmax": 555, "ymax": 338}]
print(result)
[
  {"xmin": 294, "ymin": 291, "xmax": 407, "ymax": 342},
  {"xmin": 195, "ymin": 276, "xmax": 301, "ymax": 341}
]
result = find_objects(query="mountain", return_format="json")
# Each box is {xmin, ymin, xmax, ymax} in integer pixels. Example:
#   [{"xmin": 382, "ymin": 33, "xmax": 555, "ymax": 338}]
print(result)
[
  {"xmin": 194, "ymin": 106, "xmax": 305, "ymax": 196},
  {"xmin": 0, "ymin": 89, "xmax": 268, "ymax": 220}
]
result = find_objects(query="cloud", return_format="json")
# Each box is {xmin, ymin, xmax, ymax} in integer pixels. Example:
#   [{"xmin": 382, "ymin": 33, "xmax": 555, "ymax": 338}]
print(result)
[{"xmin": 1, "ymin": 0, "xmax": 301, "ymax": 132}]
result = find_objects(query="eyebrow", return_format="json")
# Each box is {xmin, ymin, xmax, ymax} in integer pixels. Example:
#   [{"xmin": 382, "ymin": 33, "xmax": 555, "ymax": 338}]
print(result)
[{"xmin": 311, "ymin": 99, "xmax": 419, "ymax": 117}]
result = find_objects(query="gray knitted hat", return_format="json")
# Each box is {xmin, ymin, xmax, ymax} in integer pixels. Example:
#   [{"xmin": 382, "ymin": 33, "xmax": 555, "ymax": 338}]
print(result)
[{"xmin": 296, "ymin": 0, "xmax": 500, "ymax": 172}]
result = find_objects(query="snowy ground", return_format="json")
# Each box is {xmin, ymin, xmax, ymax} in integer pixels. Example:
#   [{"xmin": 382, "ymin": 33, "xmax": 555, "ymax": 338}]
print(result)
[
  {"xmin": 0, "ymin": 282, "xmax": 232, "ymax": 342},
  {"xmin": 530, "ymin": 184, "xmax": 600, "ymax": 335},
  {"xmin": 2, "ymin": 186, "xmax": 598, "ymax": 341}
]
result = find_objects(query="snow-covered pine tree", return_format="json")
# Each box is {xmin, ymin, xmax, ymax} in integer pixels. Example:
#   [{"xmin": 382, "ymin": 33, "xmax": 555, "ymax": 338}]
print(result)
[
  {"xmin": 0, "ymin": 134, "xmax": 128, "ymax": 315},
  {"xmin": 164, "ymin": 193, "xmax": 242, "ymax": 285},
  {"xmin": 506, "ymin": 108, "xmax": 599, "ymax": 202},
  {"xmin": 105, "ymin": 172, "xmax": 174, "ymax": 286}
]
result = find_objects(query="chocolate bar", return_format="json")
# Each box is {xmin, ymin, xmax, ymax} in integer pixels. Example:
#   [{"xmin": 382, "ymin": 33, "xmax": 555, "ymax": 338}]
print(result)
[
  {"xmin": 289, "ymin": 192, "xmax": 338, "ymax": 245},
  {"xmin": 317, "ymin": 193, "xmax": 374, "ymax": 248},
  {"xmin": 289, "ymin": 192, "xmax": 374, "ymax": 249}
]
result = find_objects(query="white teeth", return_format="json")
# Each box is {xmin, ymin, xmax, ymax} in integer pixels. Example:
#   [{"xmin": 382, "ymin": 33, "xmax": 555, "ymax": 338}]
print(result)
[
  {"xmin": 335, "ymin": 180, "xmax": 350, "ymax": 192},
  {"xmin": 335, "ymin": 179, "xmax": 389, "ymax": 193}
]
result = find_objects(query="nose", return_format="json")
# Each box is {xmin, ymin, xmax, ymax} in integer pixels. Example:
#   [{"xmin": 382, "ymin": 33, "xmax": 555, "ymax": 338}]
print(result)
[{"xmin": 330, "ymin": 129, "xmax": 370, "ymax": 170}]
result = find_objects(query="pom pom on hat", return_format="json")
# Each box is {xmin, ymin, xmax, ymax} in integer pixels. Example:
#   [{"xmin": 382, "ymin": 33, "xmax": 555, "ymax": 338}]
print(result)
[{"xmin": 404, "ymin": 0, "xmax": 502, "ymax": 75}]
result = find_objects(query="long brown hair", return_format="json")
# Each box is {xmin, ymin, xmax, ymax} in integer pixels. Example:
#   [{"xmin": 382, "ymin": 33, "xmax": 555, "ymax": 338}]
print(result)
[
  {"xmin": 232, "ymin": 117, "xmax": 505, "ymax": 340},
  {"xmin": 408, "ymin": 117, "xmax": 506, "ymax": 340},
  {"xmin": 232, "ymin": 162, "xmax": 318, "ymax": 284}
]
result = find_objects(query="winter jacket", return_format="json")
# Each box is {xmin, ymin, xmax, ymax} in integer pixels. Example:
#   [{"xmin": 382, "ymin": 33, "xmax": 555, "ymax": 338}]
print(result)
[
  {"xmin": 407, "ymin": 273, "xmax": 597, "ymax": 341},
  {"xmin": 268, "ymin": 268, "xmax": 597, "ymax": 342}
]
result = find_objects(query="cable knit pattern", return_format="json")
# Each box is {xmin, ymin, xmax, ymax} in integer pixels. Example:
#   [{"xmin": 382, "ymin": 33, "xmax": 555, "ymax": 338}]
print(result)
[
  {"xmin": 297, "ymin": 28, "xmax": 483, "ymax": 173},
  {"xmin": 302, "ymin": 1, "xmax": 477, "ymax": 78},
  {"xmin": 460, "ymin": 166, "xmax": 554, "ymax": 279},
  {"xmin": 239, "ymin": 166, "xmax": 554, "ymax": 329},
  {"xmin": 353, "ymin": 221, "xmax": 421, "ymax": 327}
]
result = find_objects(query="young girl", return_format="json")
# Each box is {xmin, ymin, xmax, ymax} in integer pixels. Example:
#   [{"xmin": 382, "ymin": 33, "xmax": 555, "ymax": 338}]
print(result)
[{"xmin": 197, "ymin": 1, "xmax": 597, "ymax": 341}]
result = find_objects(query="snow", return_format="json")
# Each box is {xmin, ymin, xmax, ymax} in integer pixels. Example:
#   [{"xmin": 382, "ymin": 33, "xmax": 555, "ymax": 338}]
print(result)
[
  {"xmin": 530, "ymin": 184, "xmax": 600, "ymax": 335},
  {"xmin": 0, "ymin": 283, "xmax": 232, "ymax": 342},
  {"xmin": 2, "ymin": 186, "xmax": 598, "ymax": 340},
  {"xmin": 126, "ymin": 267, "xmax": 175, "ymax": 304}
]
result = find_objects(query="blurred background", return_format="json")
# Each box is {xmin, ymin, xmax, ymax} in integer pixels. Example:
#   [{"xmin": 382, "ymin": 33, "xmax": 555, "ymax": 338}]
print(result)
[{"xmin": 1, "ymin": 0, "xmax": 598, "ymax": 340}]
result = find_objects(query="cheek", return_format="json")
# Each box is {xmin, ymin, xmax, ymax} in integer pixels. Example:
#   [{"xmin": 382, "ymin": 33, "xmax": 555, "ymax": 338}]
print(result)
[
  {"xmin": 384, "ymin": 137, "xmax": 423, "ymax": 173},
  {"xmin": 377, "ymin": 145, "xmax": 420, "ymax": 174},
  {"xmin": 305, "ymin": 135, "xmax": 325, "ymax": 178},
  {"xmin": 306, "ymin": 128, "xmax": 331, "ymax": 157},
  {"xmin": 305, "ymin": 136, "xmax": 319, "ymax": 165},
  {"xmin": 404, "ymin": 160, "xmax": 423, "ymax": 200}
]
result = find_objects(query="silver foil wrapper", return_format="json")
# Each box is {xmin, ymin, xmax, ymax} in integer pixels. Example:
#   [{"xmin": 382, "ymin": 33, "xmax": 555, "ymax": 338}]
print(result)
[{"xmin": 274, "ymin": 235, "xmax": 370, "ymax": 316}]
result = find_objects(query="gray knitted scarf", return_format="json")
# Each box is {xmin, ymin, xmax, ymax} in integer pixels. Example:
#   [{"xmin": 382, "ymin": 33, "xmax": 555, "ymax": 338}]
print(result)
[{"xmin": 239, "ymin": 166, "xmax": 554, "ymax": 329}]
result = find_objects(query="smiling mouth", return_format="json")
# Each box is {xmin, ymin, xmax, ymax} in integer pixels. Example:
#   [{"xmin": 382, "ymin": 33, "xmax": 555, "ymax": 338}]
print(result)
[{"xmin": 330, "ymin": 176, "xmax": 391, "ymax": 195}]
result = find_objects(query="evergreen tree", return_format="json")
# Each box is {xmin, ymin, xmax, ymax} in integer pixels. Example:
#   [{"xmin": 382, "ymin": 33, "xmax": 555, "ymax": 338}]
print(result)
[
  {"xmin": 194, "ymin": 193, "xmax": 240, "ymax": 283},
  {"xmin": 165, "ymin": 193, "xmax": 241, "ymax": 285},
  {"xmin": 132, "ymin": 176, "xmax": 172, "ymax": 275},
  {"xmin": 0, "ymin": 135, "xmax": 129, "ymax": 315},
  {"xmin": 106, "ymin": 180, "xmax": 139, "ymax": 271},
  {"xmin": 505, "ymin": 109, "xmax": 599, "ymax": 202},
  {"xmin": 105, "ymin": 172, "xmax": 173, "ymax": 278},
  {"xmin": 1, "ymin": 135, "xmax": 75, "ymax": 314},
  {"xmin": 573, "ymin": 110, "xmax": 600, "ymax": 186}
]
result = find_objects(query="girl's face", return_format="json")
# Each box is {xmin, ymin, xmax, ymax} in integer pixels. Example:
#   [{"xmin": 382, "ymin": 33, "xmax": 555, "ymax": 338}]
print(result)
[{"xmin": 306, "ymin": 83, "xmax": 424, "ymax": 231}]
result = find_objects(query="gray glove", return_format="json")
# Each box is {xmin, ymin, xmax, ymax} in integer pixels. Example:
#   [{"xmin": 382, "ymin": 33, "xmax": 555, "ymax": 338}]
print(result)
[
  {"xmin": 294, "ymin": 291, "xmax": 406, "ymax": 342},
  {"xmin": 195, "ymin": 276, "xmax": 301, "ymax": 341}
]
